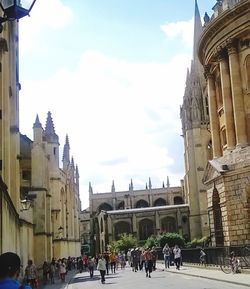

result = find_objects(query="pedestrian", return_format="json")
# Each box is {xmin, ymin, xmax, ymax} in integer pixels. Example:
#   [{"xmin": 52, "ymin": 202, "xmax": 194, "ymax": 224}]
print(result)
[
  {"xmin": 104, "ymin": 252, "xmax": 110, "ymax": 275},
  {"xmin": 0, "ymin": 252, "xmax": 32, "ymax": 289},
  {"xmin": 58, "ymin": 259, "xmax": 67, "ymax": 282},
  {"xmin": 162, "ymin": 243, "xmax": 171, "ymax": 269},
  {"xmin": 24, "ymin": 259, "xmax": 38, "ymax": 289},
  {"xmin": 49, "ymin": 259, "xmax": 56, "ymax": 284},
  {"xmin": 88, "ymin": 256, "xmax": 95, "ymax": 278},
  {"xmin": 110, "ymin": 252, "xmax": 116, "ymax": 274},
  {"xmin": 78, "ymin": 257, "xmax": 84, "ymax": 273},
  {"xmin": 173, "ymin": 245, "xmax": 181, "ymax": 270},
  {"xmin": 143, "ymin": 248, "xmax": 153, "ymax": 278},
  {"xmin": 97, "ymin": 254, "xmax": 106, "ymax": 284},
  {"xmin": 151, "ymin": 247, "xmax": 157, "ymax": 270},
  {"xmin": 42, "ymin": 261, "xmax": 49, "ymax": 285},
  {"xmin": 200, "ymin": 248, "xmax": 206, "ymax": 265}
]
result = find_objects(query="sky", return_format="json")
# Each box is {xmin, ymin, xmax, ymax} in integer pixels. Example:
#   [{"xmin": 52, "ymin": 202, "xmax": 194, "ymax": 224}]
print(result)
[{"xmin": 18, "ymin": 0, "xmax": 216, "ymax": 210}]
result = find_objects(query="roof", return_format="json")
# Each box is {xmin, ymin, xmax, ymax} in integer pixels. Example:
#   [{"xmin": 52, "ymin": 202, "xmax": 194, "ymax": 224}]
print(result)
[{"xmin": 104, "ymin": 204, "xmax": 189, "ymax": 215}]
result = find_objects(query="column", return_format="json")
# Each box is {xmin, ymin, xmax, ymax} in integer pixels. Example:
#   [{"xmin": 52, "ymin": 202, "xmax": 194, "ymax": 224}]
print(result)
[
  {"xmin": 205, "ymin": 66, "xmax": 221, "ymax": 158},
  {"xmin": 218, "ymin": 49, "xmax": 236, "ymax": 150},
  {"xmin": 227, "ymin": 39, "xmax": 247, "ymax": 147}
]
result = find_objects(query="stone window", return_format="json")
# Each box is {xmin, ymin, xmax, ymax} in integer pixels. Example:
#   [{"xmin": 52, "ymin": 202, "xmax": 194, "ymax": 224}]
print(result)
[
  {"xmin": 98, "ymin": 203, "xmax": 113, "ymax": 212},
  {"xmin": 154, "ymin": 198, "xmax": 167, "ymax": 206},
  {"xmin": 212, "ymin": 188, "xmax": 224, "ymax": 246},
  {"xmin": 114, "ymin": 221, "xmax": 131, "ymax": 240},
  {"xmin": 174, "ymin": 196, "xmax": 183, "ymax": 205},
  {"xmin": 135, "ymin": 199, "xmax": 149, "ymax": 208},
  {"xmin": 161, "ymin": 216, "xmax": 177, "ymax": 233},
  {"xmin": 139, "ymin": 219, "xmax": 154, "ymax": 240},
  {"xmin": 117, "ymin": 201, "xmax": 124, "ymax": 210}
]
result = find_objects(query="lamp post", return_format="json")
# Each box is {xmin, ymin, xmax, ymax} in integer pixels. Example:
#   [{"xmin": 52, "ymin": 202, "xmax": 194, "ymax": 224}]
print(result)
[{"xmin": 0, "ymin": 0, "xmax": 36, "ymax": 32}]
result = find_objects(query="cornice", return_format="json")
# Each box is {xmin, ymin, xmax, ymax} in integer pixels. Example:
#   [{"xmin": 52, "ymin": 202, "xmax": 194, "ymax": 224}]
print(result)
[{"xmin": 198, "ymin": 0, "xmax": 250, "ymax": 65}]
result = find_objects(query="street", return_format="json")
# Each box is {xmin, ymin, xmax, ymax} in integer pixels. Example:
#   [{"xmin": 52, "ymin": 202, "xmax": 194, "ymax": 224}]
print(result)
[{"xmin": 64, "ymin": 266, "xmax": 249, "ymax": 289}]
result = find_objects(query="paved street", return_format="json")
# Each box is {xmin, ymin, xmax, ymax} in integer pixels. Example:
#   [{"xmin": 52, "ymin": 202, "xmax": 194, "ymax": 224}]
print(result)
[{"xmin": 42, "ymin": 263, "xmax": 250, "ymax": 289}]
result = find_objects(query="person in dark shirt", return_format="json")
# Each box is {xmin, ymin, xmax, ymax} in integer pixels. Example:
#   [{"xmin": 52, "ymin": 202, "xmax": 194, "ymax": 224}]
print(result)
[{"xmin": 0, "ymin": 252, "xmax": 31, "ymax": 289}]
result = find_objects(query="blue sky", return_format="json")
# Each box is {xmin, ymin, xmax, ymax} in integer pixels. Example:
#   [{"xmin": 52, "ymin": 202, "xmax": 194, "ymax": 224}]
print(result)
[{"xmin": 18, "ymin": 0, "xmax": 216, "ymax": 209}]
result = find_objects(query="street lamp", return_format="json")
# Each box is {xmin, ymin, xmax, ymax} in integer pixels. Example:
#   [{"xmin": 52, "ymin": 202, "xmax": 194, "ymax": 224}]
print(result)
[
  {"xmin": 20, "ymin": 197, "xmax": 32, "ymax": 211},
  {"xmin": 0, "ymin": 0, "xmax": 36, "ymax": 31},
  {"xmin": 0, "ymin": 0, "xmax": 36, "ymax": 21}
]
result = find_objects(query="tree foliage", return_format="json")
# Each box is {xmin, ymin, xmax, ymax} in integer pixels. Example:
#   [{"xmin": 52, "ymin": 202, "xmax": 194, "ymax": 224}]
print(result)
[
  {"xmin": 109, "ymin": 233, "xmax": 137, "ymax": 253},
  {"xmin": 158, "ymin": 232, "xmax": 185, "ymax": 248}
]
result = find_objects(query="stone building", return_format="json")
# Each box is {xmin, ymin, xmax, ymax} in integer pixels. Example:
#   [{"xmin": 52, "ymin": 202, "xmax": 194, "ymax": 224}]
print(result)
[
  {"xmin": 20, "ymin": 113, "xmax": 81, "ymax": 264},
  {"xmin": 197, "ymin": 0, "xmax": 250, "ymax": 246},
  {"xmin": 180, "ymin": 0, "xmax": 211, "ymax": 240},
  {"xmin": 0, "ymin": 20, "xmax": 25, "ymax": 256},
  {"xmin": 0, "ymin": 17, "xmax": 81, "ymax": 268},
  {"xmin": 88, "ymin": 179, "xmax": 190, "ymax": 254}
]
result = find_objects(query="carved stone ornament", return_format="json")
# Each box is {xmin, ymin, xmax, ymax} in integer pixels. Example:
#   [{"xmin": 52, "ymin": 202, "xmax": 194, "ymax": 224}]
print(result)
[
  {"xmin": 0, "ymin": 37, "xmax": 8, "ymax": 53},
  {"xmin": 226, "ymin": 38, "xmax": 237, "ymax": 55}
]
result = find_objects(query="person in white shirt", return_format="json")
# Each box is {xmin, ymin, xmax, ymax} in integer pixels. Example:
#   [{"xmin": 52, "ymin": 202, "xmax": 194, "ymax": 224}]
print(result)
[
  {"xmin": 97, "ymin": 255, "xmax": 106, "ymax": 284},
  {"xmin": 173, "ymin": 245, "xmax": 181, "ymax": 270}
]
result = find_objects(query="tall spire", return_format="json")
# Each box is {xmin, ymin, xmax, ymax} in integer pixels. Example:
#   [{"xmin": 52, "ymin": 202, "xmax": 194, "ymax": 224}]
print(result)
[
  {"xmin": 148, "ymin": 177, "xmax": 152, "ymax": 189},
  {"xmin": 44, "ymin": 111, "xmax": 59, "ymax": 143},
  {"xmin": 111, "ymin": 180, "xmax": 115, "ymax": 193},
  {"xmin": 167, "ymin": 176, "xmax": 170, "ymax": 188},
  {"xmin": 193, "ymin": 0, "xmax": 202, "ymax": 63},
  {"xmin": 62, "ymin": 134, "xmax": 70, "ymax": 169},
  {"xmin": 89, "ymin": 182, "xmax": 93, "ymax": 195},
  {"xmin": 33, "ymin": 114, "xmax": 42, "ymax": 129},
  {"xmin": 130, "ymin": 179, "xmax": 133, "ymax": 191}
]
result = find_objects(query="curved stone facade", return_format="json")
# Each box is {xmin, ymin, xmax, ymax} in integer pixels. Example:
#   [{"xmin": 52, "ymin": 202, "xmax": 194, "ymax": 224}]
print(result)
[{"xmin": 199, "ymin": 0, "xmax": 250, "ymax": 246}]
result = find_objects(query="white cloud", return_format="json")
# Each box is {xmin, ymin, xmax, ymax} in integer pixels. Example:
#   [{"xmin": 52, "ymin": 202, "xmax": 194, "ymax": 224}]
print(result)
[
  {"xmin": 19, "ymin": 0, "xmax": 73, "ymax": 54},
  {"xmin": 18, "ymin": 3, "xmax": 193, "ymax": 209},
  {"xmin": 19, "ymin": 49, "xmax": 189, "ymax": 209},
  {"xmin": 161, "ymin": 18, "xmax": 193, "ymax": 48}
]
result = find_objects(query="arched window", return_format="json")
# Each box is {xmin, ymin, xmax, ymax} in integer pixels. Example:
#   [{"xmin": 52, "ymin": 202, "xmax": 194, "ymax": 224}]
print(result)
[
  {"xmin": 212, "ymin": 188, "xmax": 224, "ymax": 246},
  {"xmin": 114, "ymin": 221, "xmax": 131, "ymax": 240},
  {"xmin": 117, "ymin": 201, "xmax": 124, "ymax": 210},
  {"xmin": 135, "ymin": 199, "xmax": 149, "ymax": 208},
  {"xmin": 139, "ymin": 219, "xmax": 154, "ymax": 240},
  {"xmin": 154, "ymin": 198, "xmax": 167, "ymax": 207},
  {"xmin": 98, "ymin": 203, "xmax": 113, "ymax": 212},
  {"xmin": 174, "ymin": 196, "xmax": 183, "ymax": 205},
  {"xmin": 161, "ymin": 216, "xmax": 176, "ymax": 233}
]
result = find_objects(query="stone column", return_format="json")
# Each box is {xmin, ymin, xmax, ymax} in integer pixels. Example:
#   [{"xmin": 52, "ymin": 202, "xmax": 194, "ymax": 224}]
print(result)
[
  {"xmin": 205, "ymin": 66, "xmax": 221, "ymax": 158},
  {"xmin": 227, "ymin": 39, "xmax": 247, "ymax": 147},
  {"xmin": 218, "ymin": 49, "xmax": 236, "ymax": 150}
]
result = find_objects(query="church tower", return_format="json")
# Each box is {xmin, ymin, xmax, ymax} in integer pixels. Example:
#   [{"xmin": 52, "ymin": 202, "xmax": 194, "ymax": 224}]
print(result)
[{"xmin": 180, "ymin": 0, "xmax": 211, "ymax": 240}]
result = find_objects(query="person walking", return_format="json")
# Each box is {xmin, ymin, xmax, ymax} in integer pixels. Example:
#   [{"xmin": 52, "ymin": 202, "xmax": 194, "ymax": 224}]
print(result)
[
  {"xmin": 97, "ymin": 255, "xmax": 106, "ymax": 284},
  {"xmin": 162, "ymin": 243, "xmax": 171, "ymax": 269},
  {"xmin": 143, "ymin": 248, "xmax": 153, "ymax": 278},
  {"xmin": 24, "ymin": 260, "xmax": 38, "ymax": 289},
  {"xmin": 173, "ymin": 245, "xmax": 181, "ymax": 270},
  {"xmin": 42, "ymin": 261, "xmax": 49, "ymax": 285},
  {"xmin": 0, "ymin": 252, "xmax": 32, "ymax": 289},
  {"xmin": 49, "ymin": 259, "xmax": 56, "ymax": 284},
  {"xmin": 88, "ymin": 256, "xmax": 95, "ymax": 278},
  {"xmin": 58, "ymin": 259, "xmax": 67, "ymax": 282},
  {"xmin": 110, "ymin": 252, "xmax": 117, "ymax": 274}
]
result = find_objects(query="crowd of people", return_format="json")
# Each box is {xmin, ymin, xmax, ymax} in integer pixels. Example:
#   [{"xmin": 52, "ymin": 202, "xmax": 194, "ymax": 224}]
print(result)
[{"xmin": 0, "ymin": 244, "xmax": 184, "ymax": 288}]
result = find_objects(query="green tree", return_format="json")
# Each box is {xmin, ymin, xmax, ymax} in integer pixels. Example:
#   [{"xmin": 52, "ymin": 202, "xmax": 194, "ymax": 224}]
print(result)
[
  {"xmin": 144, "ymin": 235, "xmax": 159, "ymax": 248},
  {"xmin": 110, "ymin": 233, "xmax": 137, "ymax": 253},
  {"xmin": 158, "ymin": 232, "xmax": 185, "ymax": 248}
]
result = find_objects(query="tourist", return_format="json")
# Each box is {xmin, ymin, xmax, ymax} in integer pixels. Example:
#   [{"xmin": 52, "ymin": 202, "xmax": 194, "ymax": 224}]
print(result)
[
  {"xmin": 0, "ymin": 252, "xmax": 32, "ymax": 289},
  {"xmin": 173, "ymin": 245, "xmax": 181, "ymax": 270},
  {"xmin": 97, "ymin": 255, "xmax": 106, "ymax": 284},
  {"xmin": 24, "ymin": 259, "xmax": 38, "ymax": 288},
  {"xmin": 162, "ymin": 243, "xmax": 171, "ymax": 269}
]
